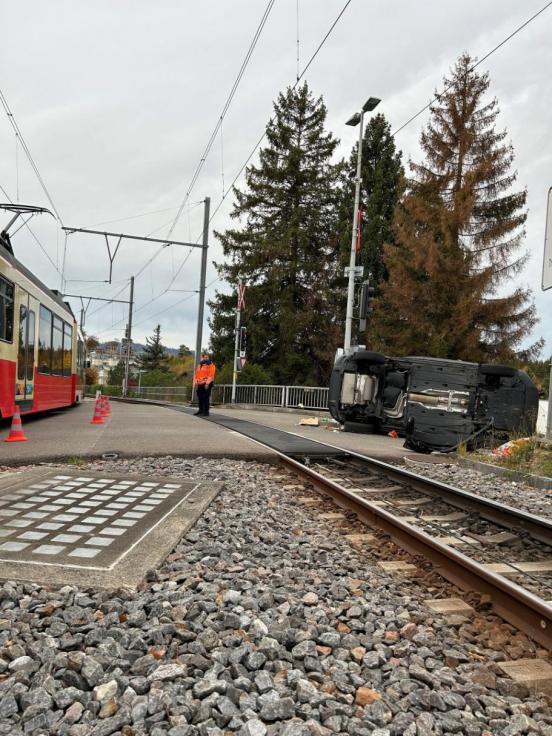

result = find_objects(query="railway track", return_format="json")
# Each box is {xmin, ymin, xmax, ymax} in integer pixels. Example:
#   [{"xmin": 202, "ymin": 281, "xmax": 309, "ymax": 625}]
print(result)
[
  {"xmin": 114, "ymin": 398, "xmax": 552, "ymax": 648},
  {"xmin": 281, "ymin": 451, "xmax": 552, "ymax": 649}
]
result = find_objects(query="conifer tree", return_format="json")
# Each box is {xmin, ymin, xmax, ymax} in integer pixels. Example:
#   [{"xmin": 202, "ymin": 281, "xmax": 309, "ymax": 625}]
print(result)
[
  {"xmin": 340, "ymin": 113, "xmax": 403, "ymax": 286},
  {"xmin": 372, "ymin": 54, "xmax": 541, "ymax": 362},
  {"xmin": 138, "ymin": 324, "xmax": 169, "ymax": 371},
  {"xmin": 209, "ymin": 83, "xmax": 343, "ymax": 384}
]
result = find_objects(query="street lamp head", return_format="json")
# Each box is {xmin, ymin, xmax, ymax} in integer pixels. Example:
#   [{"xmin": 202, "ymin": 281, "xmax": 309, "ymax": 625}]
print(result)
[
  {"xmin": 362, "ymin": 97, "xmax": 381, "ymax": 112},
  {"xmin": 345, "ymin": 112, "xmax": 361, "ymax": 127}
]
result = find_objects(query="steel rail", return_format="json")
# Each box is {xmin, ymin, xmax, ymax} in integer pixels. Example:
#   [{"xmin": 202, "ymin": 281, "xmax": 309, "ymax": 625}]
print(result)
[
  {"xmin": 321, "ymin": 452, "xmax": 552, "ymax": 546},
  {"xmin": 280, "ymin": 453, "xmax": 552, "ymax": 650},
  {"xmin": 109, "ymin": 396, "xmax": 552, "ymax": 646},
  {"xmin": 196, "ymin": 408, "xmax": 552, "ymax": 544}
]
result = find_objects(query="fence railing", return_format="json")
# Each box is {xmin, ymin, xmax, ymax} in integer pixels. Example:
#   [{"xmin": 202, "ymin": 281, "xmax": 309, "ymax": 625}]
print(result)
[
  {"xmin": 211, "ymin": 384, "xmax": 329, "ymax": 410},
  {"xmin": 98, "ymin": 384, "xmax": 329, "ymax": 411}
]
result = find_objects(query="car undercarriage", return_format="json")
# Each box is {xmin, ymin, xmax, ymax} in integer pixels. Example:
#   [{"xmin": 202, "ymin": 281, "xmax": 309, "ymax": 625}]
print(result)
[{"xmin": 329, "ymin": 351, "xmax": 539, "ymax": 453}]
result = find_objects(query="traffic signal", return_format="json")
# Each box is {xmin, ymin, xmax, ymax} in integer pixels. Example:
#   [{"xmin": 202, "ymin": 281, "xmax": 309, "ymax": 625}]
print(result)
[
  {"xmin": 359, "ymin": 280, "xmax": 376, "ymax": 330},
  {"xmin": 239, "ymin": 326, "xmax": 247, "ymax": 357}
]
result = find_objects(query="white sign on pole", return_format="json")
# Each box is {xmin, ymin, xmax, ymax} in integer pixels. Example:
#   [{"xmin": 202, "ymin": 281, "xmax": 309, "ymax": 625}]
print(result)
[{"xmin": 543, "ymin": 186, "xmax": 552, "ymax": 291}]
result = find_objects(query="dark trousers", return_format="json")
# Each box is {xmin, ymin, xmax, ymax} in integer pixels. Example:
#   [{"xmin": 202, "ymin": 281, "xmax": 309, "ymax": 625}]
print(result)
[{"xmin": 197, "ymin": 383, "xmax": 212, "ymax": 415}]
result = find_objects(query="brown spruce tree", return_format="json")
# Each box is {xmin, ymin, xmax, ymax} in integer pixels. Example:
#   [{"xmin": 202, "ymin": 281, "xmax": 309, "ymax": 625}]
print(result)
[{"xmin": 372, "ymin": 54, "xmax": 541, "ymax": 362}]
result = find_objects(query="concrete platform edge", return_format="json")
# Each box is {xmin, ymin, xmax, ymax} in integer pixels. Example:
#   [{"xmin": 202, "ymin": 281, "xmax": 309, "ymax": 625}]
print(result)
[{"xmin": 0, "ymin": 450, "xmax": 278, "ymax": 468}]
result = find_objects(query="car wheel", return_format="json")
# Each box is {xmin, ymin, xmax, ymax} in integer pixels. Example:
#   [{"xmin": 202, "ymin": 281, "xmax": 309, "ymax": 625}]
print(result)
[
  {"xmin": 385, "ymin": 371, "xmax": 407, "ymax": 388},
  {"xmin": 480, "ymin": 364, "xmax": 517, "ymax": 378},
  {"xmin": 354, "ymin": 350, "xmax": 388, "ymax": 365},
  {"xmin": 343, "ymin": 420, "xmax": 376, "ymax": 434}
]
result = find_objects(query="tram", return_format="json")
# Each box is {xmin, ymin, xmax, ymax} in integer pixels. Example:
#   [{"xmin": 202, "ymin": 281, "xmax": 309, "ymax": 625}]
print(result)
[{"xmin": 0, "ymin": 205, "xmax": 86, "ymax": 419}]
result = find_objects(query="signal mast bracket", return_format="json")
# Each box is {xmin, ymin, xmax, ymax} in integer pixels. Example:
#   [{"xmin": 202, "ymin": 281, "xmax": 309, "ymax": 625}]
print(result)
[
  {"xmin": 62, "ymin": 226, "xmax": 204, "ymax": 285},
  {"xmin": 344, "ymin": 265, "xmax": 364, "ymax": 279},
  {"xmin": 104, "ymin": 234, "xmax": 123, "ymax": 284}
]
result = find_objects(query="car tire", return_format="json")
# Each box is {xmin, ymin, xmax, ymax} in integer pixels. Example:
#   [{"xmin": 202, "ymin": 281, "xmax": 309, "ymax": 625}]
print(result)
[
  {"xmin": 343, "ymin": 420, "xmax": 376, "ymax": 434},
  {"xmin": 354, "ymin": 350, "xmax": 388, "ymax": 365},
  {"xmin": 480, "ymin": 364, "xmax": 517, "ymax": 378},
  {"xmin": 385, "ymin": 371, "xmax": 407, "ymax": 388}
]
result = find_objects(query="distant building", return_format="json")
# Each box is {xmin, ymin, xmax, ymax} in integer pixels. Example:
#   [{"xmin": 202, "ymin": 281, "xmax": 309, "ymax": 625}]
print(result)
[{"xmin": 89, "ymin": 341, "xmax": 139, "ymax": 384}]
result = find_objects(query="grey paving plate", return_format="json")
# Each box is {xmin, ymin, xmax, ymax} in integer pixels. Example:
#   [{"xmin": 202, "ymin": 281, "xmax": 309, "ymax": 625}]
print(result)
[{"xmin": 0, "ymin": 469, "xmax": 222, "ymax": 588}]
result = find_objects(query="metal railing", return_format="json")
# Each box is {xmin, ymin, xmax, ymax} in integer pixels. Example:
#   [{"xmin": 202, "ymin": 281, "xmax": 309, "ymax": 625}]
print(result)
[
  {"xmin": 99, "ymin": 384, "xmax": 329, "ymax": 410},
  {"xmin": 211, "ymin": 384, "xmax": 329, "ymax": 409}
]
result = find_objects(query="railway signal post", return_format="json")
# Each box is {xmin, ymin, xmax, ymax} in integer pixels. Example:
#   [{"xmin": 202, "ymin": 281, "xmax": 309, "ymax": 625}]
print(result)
[
  {"xmin": 232, "ymin": 280, "xmax": 246, "ymax": 403},
  {"xmin": 343, "ymin": 96, "xmax": 380, "ymax": 352}
]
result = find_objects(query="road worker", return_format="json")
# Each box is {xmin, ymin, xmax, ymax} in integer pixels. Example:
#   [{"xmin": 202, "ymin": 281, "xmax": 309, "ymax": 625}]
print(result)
[{"xmin": 194, "ymin": 352, "xmax": 216, "ymax": 417}]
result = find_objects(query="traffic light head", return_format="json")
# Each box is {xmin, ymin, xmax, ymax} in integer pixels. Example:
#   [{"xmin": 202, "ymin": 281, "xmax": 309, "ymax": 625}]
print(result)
[{"xmin": 359, "ymin": 280, "xmax": 376, "ymax": 319}]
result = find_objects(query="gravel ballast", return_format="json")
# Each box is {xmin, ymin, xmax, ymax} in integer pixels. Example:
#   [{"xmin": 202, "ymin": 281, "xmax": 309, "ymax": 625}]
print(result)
[
  {"xmin": 0, "ymin": 455, "xmax": 551, "ymax": 736},
  {"xmin": 403, "ymin": 459, "xmax": 552, "ymax": 520}
]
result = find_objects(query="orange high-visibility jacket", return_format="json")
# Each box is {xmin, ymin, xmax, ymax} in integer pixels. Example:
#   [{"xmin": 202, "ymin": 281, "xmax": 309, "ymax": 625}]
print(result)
[{"xmin": 194, "ymin": 361, "xmax": 216, "ymax": 386}]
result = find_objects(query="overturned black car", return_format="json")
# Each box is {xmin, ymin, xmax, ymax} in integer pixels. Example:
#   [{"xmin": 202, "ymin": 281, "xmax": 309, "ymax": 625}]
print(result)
[{"xmin": 328, "ymin": 351, "xmax": 539, "ymax": 453}]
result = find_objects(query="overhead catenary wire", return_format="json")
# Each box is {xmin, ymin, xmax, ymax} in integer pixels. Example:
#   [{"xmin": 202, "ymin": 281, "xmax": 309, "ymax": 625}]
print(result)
[
  {"xmin": 0, "ymin": 88, "xmax": 62, "ymax": 222},
  {"xmin": 202, "ymin": 0, "xmax": 551, "ymax": 297},
  {"xmin": 205, "ymin": 0, "xmax": 354, "ymax": 231},
  {"xmin": 296, "ymin": 0, "xmax": 300, "ymax": 81},
  {"xmin": 186, "ymin": 0, "xmax": 355, "ymax": 296},
  {"xmin": 0, "ymin": 183, "xmax": 61, "ymax": 275},
  {"xmin": 78, "ymin": 1, "xmax": 279, "ymax": 327},
  {"xmin": 98, "ymin": 0, "xmax": 353, "ymax": 337},
  {"xmin": 82, "ymin": 202, "xmax": 202, "ymax": 230},
  {"xmin": 93, "ymin": 290, "xmax": 197, "ymax": 338},
  {"xmin": 392, "ymin": 0, "xmax": 552, "ymax": 136},
  {"xmin": 100, "ymin": 0, "xmax": 354, "ymax": 333},
  {"xmin": 15, "ymin": 132, "xmax": 20, "ymax": 201},
  {"xmin": 165, "ymin": 0, "xmax": 276, "ymax": 241},
  {"xmin": 66, "ymin": 201, "xmax": 205, "ymax": 319}
]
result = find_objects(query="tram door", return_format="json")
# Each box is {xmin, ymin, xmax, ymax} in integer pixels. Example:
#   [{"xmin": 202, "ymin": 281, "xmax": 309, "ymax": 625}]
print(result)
[{"xmin": 16, "ymin": 291, "xmax": 36, "ymax": 409}]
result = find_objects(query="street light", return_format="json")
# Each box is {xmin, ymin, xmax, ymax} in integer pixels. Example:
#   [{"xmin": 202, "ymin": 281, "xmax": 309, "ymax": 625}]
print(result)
[{"xmin": 343, "ymin": 96, "xmax": 381, "ymax": 352}]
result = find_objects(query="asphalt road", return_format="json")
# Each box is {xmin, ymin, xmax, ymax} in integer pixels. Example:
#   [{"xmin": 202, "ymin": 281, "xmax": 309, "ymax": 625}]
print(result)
[{"xmin": 0, "ymin": 400, "xmax": 275, "ymax": 464}]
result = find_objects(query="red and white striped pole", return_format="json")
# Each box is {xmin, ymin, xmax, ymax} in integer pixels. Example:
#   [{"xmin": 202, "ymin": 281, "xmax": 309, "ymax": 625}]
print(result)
[{"xmin": 231, "ymin": 280, "xmax": 246, "ymax": 404}]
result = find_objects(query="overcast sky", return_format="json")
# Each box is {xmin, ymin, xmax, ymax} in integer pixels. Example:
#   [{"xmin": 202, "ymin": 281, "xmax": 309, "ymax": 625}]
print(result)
[{"xmin": 1, "ymin": 0, "xmax": 550, "ymax": 357}]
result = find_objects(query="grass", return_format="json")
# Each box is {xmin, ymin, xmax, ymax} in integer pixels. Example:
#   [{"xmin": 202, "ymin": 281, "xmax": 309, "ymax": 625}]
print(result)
[
  {"xmin": 66, "ymin": 456, "xmax": 84, "ymax": 466},
  {"xmin": 473, "ymin": 436, "xmax": 552, "ymax": 479}
]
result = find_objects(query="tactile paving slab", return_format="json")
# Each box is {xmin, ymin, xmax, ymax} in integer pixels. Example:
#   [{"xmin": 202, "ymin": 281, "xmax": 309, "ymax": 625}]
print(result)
[{"xmin": 0, "ymin": 469, "xmax": 222, "ymax": 588}]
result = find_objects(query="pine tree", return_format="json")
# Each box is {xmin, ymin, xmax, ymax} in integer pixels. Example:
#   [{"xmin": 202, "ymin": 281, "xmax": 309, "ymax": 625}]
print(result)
[
  {"xmin": 107, "ymin": 360, "xmax": 126, "ymax": 386},
  {"xmin": 372, "ymin": 54, "xmax": 541, "ymax": 362},
  {"xmin": 178, "ymin": 344, "xmax": 192, "ymax": 358},
  {"xmin": 340, "ymin": 113, "xmax": 403, "ymax": 286},
  {"xmin": 138, "ymin": 325, "xmax": 169, "ymax": 371},
  {"xmin": 209, "ymin": 82, "xmax": 343, "ymax": 384}
]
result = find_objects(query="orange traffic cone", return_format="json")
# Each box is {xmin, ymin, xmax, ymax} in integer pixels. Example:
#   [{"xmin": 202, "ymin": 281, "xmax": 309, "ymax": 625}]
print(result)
[
  {"xmin": 5, "ymin": 407, "xmax": 28, "ymax": 442},
  {"xmin": 102, "ymin": 396, "xmax": 111, "ymax": 415},
  {"xmin": 90, "ymin": 398, "xmax": 105, "ymax": 425}
]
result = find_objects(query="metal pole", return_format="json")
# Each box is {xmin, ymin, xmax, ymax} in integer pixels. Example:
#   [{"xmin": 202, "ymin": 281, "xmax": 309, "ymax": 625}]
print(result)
[
  {"xmin": 232, "ymin": 279, "xmax": 242, "ymax": 403},
  {"xmin": 547, "ymin": 360, "xmax": 552, "ymax": 441},
  {"xmin": 192, "ymin": 197, "xmax": 211, "ymax": 403},
  {"xmin": 344, "ymin": 110, "xmax": 365, "ymax": 351},
  {"xmin": 123, "ymin": 276, "xmax": 134, "ymax": 398}
]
